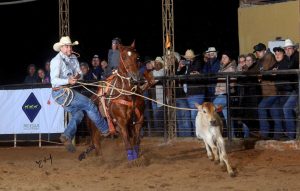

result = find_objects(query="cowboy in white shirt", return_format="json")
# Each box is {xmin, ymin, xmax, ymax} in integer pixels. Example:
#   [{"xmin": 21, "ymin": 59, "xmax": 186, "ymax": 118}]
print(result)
[{"xmin": 50, "ymin": 36, "xmax": 110, "ymax": 153}]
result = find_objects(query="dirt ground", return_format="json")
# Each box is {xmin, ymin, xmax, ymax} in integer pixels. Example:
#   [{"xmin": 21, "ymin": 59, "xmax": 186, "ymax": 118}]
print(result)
[{"xmin": 0, "ymin": 137, "xmax": 300, "ymax": 191}]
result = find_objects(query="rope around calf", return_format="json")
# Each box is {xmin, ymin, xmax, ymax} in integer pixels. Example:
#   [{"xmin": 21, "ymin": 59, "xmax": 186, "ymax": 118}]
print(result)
[{"xmin": 75, "ymin": 81, "xmax": 198, "ymax": 111}]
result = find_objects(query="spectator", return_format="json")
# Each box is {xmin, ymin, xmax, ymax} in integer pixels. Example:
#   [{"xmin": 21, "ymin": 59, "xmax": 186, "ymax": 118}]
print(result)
[
  {"xmin": 138, "ymin": 58, "xmax": 154, "ymax": 136},
  {"xmin": 253, "ymin": 42, "xmax": 267, "ymax": 71},
  {"xmin": 202, "ymin": 51, "xmax": 209, "ymax": 65},
  {"xmin": 213, "ymin": 51, "xmax": 237, "ymax": 136},
  {"xmin": 24, "ymin": 64, "xmax": 38, "ymax": 84},
  {"xmin": 175, "ymin": 52, "xmax": 192, "ymax": 137},
  {"xmin": 90, "ymin": 54, "xmax": 103, "ymax": 80},
  {"xmin": 236, "ymin": 53, "xmax": 260, "ymax": 138},
  {"xmin": 100, "ymin": 60, "xmax": 112, "ymax": 80},
  {"xmin": 176, "ymin": 49, "xmax": 204, "ymax": 136},
  {"xmin": 237, "ymin": 54, "xmax": 246, "ymax": 71},
  {"xmin": 37, "ymin": 68, "xmax": 50, "ymax": 84},
  {"xmin": 282, "ymin": 39, "xmax": 299, "ymax": 139},
  {"xmin": 80, "ymin": 62, "xmax": 96, "ymax": 81},
  {"xmin": 202, "ymin": 47, "xmax": 220, "ymax": 101},
  {"xmin": 150, "ymin": 56, "xmax": 165, "ymax": 135},
  {"xmin": 257, "ymin": 53, "xmax": 277, "ymax": 139},
  {"xmin": 108, "ymin": 37, "xmax": 122, "ymax": 70},
  {"xmin": 272, "ymin": 47, "xmax": 296, "ymax": 139},
  {"xmin": 245, "ymin": 53, "xmax": 259, "ymax": 70},
  {"xmin": 44, "ymin": 60, "xmax": 51, "ymax": 81},
  {"xmin": 283, "ymin": 39, "xmax": 299, "ymax": 69}
]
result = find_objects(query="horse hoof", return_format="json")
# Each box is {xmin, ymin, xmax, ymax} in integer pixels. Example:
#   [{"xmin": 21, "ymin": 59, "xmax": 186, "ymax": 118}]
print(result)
[
  {"xmin": 78, "ymin": 153, "xmax": 86, "ymax": 161},
  {"xmin": 229, "ymin": 171, "xmax": 236, "ymax": 177},
  {"xmin": 214, "ymin": 160, "xmax": 220, "ymax": 165},
  {"xmin": 219, "ymin": 161, "xmax": 225, "ymax": 167}
]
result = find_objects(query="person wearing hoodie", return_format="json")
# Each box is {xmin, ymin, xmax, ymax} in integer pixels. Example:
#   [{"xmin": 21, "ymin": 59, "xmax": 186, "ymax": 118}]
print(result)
[{"xmin": 213, "ymin": 51, "xmax": 237, "ymax": 136}]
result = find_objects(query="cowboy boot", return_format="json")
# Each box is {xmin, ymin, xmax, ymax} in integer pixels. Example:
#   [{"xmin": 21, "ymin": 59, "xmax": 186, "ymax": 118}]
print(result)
[{"xmin": 59, "ymin": 135, "xmax": 76, "ymax": 153}]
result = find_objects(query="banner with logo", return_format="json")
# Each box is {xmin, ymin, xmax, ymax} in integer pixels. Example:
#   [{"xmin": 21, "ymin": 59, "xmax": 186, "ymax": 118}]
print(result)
[{"xmin": 0, "ymin": 88, "xmax": 65, "ymax": 134}]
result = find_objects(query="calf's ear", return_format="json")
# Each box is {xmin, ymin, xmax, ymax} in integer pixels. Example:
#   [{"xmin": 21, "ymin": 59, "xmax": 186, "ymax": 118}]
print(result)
[
  {"xmin": 194, "ymin": 103, "xmax": 201, "ymax": 109},
  {"xmin": 215, "ymin": 105, "xmax": 223, "ymax": 113}
]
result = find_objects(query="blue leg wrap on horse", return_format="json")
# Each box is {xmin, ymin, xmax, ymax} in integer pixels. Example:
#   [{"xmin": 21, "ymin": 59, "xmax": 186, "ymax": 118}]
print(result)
[
  {"xmin": 133, "ymin": 145, "xmax": 139, "ymax": 159},
  {"xmin": 134, "ymin": 145, "xmax": 139, "ymax": 153},
  {"xmin": 133, "ymin": 146, "xmax": 139, "ymax": 159},
  {"xmin": 127, "ymin": 150, "xmax": 135, "ymax": 161}
]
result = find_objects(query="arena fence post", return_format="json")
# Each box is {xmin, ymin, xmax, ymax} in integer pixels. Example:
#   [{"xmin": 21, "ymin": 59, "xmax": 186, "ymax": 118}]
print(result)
[
  {"xmin": 39, "ymin": 133, "xmax": 41, "ymax": 147},
  {"xmin": 226, "ymin": 75, "xmax": 232, "ymax": 142},
  {"xmin": 163, "ymin": 77, "xmax": 168, "ymax": 142},
  {"xmin": 14, "ymin": 134, "xmax": 16, "ymax": 147},
  {"xmin": 297, "ymin": 72, "xmax": 300, "ymax": 140}
]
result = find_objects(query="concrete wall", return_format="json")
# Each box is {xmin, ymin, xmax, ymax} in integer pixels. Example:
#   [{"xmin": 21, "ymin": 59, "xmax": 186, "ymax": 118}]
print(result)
[{"xmin": 238, "ymin": 0, "xmax": 299, "ymax": 54}]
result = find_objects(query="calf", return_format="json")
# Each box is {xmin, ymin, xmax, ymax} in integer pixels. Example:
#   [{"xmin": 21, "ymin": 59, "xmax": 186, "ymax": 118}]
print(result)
[{"xmin": 195, "ymin": 102, "xmax": 235, "ymax": 177}]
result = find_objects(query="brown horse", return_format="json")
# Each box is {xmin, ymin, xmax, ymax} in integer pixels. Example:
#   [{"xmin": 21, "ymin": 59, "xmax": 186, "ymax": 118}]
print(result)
[{"xmin": 81, "ymin": 41, "xmax": 154, "ymax": 165}]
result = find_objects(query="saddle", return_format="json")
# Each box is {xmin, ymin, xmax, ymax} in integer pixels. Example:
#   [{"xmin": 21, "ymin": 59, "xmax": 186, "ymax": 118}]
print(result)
[{"xmin": 96, "ymin": 74, "xmax": 142, "ymax": 135}]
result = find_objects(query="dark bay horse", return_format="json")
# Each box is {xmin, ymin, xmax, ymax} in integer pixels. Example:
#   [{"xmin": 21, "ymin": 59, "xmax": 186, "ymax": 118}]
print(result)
[{"xmin": 82, "ymin": 42, "xmax": 155, "ymax": 165}]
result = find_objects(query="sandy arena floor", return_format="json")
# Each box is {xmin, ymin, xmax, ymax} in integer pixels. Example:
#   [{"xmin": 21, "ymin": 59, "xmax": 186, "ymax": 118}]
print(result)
[{"xmin": 0, "ymin": 137, "xmax": 300, "ymax": 191}]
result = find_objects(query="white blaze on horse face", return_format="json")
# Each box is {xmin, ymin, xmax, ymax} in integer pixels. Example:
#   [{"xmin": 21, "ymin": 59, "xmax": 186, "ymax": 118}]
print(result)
[{"xmin": 127, "ymin": 51, "xmax": 132, "ymax": 57}]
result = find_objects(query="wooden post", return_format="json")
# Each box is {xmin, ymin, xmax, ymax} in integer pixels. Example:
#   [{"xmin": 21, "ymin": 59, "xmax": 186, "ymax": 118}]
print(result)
[
  {"xmin": 14, "ymin": 134, "xmax": 16, "ymax": 148},
  {"xmin": 39, "ymin": 133, "xmax": 41, "ymax": 147}
]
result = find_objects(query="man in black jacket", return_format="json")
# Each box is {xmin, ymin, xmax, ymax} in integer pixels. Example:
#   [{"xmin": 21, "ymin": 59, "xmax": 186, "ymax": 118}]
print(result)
[{"xmin": 177, "ymin": 49, "xmax": 205, "ymax": 135}]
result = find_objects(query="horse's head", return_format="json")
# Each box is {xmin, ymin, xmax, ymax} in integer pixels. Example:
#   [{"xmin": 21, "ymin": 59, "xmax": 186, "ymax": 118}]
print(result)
[{"xmin": 118, "ymin": 41, "xmax": 140, "ymax": 83}]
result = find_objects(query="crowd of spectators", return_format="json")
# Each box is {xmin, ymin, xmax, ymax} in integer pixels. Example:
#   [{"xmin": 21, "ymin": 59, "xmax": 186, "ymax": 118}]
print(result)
[{"xmin": 23, "ymin": 37, "xmax": 299, "ymax": 140}]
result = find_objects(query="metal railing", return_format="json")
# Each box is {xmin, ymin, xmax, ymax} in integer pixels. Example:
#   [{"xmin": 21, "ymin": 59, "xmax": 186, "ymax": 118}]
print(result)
[{"xmin": 0, "ymin": 69, "xmax": 299, "ymax": 146}]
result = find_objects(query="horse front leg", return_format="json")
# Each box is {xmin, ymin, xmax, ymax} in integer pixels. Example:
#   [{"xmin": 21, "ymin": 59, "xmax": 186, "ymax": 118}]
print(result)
[
  {"xmin": 117, "ymin": 118, "xmax": 135, "ymax": 161},
  {"xmin": 132, "ymin": 115, "xmax": 144, "ymax": 159}
]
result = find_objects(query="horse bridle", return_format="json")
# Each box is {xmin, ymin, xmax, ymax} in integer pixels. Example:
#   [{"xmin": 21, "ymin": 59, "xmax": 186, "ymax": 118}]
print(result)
[{"xmin": 119, "ymin": 49, "xmax": 140, "ymax": 84}]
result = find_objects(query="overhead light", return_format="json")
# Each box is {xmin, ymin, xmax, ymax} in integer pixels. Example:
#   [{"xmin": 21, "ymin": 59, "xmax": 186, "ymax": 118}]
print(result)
[{"xmin": 0, "ymin": 0, "xmax": 38, "ymax": 6}]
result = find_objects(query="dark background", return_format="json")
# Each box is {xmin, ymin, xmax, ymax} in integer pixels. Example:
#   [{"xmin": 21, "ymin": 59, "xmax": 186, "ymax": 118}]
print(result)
[{"xmin": 0, "ymin": 0, "xmax": 239, "ymax": 85}]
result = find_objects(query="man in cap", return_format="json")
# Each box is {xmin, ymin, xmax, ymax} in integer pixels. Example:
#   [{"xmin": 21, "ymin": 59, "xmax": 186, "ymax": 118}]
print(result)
[
  {"xmin": 202, "ymin": 47, "xmax": 220, "ymax": 101},
  {"xmin": 253, "ymin": 43, "xmax": 267, "ymax": 60},
  {"xmin": 50, "ymin": 36, "xmax": 110, "ymax": 153},
  {"xmin": 108, "ymin": 37, "xmax": 122, "ymax": 70},
  {"xmin": 90, "ymin": 54, "xmax": 103, "ymax": 80},
  {"xmin": 253, "ymin": 42, "xmax": 269, "ymax": 71}
]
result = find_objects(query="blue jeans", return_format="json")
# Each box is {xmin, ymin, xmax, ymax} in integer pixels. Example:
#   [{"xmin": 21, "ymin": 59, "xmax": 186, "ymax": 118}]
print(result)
[
  {"xmin": 269, "ymin": 95, "xmax": 291, "ymax": 139},
  {"xmin": 186, "ymin": 95, "xmax": 205, "ymax": 129},
  {"xmin": 176, "ymin": 99, "xmax": 192, "ymax": 137},
  {"xmin": 142, "ymin": 91, "xmax": 151, "ymax": 136},
  {"xmin": 213, "ymin": 94, "xmax": 234, "ymax": 137},
  {"xmin": 258, "ymin": 96, "xmax": 278, "ymax": 139},
  {"xmin": 151, "ymin": 102, "xmax": 164, "ymax": 134},
  {"xmin": 52, "ymin": 89, "xmax": 109, "ymax": 140},
  {"xmin": 213, "ymin": 94, "xmax": 227, "ymax": 120},
  {"xmin": 283, "ymin": 91, "xmax": 297, "ymax": 139}
]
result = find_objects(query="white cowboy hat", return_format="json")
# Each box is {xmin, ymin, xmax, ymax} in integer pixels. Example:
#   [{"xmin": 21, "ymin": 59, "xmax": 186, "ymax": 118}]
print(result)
[
  {"xmin": 182, "ymin": 49, "xmax": 197, "ymax": 59},
  {"xmin": 283, "ymin": 39, "xmax": 296, "ymax": 48},
  {"xmin": 206, "ymin": 47, "xmax": 217, "ymax": 53},
  {"xmin": 53, "ymin": 36, "xmax": 79, "ymax": 52},
  {"xmin": 155, "ymin": 56, "xmax": 164, "ymax": 65}
]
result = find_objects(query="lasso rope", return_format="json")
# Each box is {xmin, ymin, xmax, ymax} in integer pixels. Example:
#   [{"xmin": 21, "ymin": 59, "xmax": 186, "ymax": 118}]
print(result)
[
  {"xmin": 75, "ymin": 80, "xmax": 198, "ymax": 111},
  {"xmin": 53, "ymin": 88, "xmax": 74, "ymax": 107}
]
